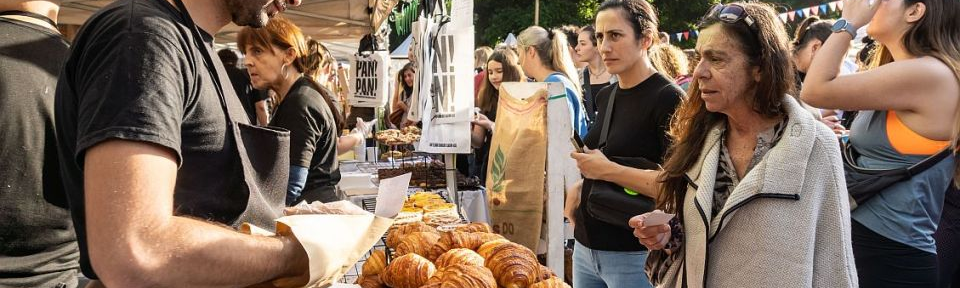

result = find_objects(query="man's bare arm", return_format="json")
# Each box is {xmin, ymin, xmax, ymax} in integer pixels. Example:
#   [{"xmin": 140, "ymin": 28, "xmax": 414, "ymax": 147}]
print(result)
[{"xmin": 84, "ymin": 140, "xmax": 307, "ymax": 287}]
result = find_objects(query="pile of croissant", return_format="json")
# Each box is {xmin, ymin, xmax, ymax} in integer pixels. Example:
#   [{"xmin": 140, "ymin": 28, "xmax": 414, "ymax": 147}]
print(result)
[{"xmin": 357, "ymin": 222, "xmax": 569, "ymax": 288}]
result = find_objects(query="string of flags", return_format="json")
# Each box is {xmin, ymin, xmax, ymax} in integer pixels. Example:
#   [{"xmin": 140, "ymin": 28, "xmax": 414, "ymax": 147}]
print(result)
[{"xmin": 668, "ymin": 0, "xmax": 843, "ymax": 43}]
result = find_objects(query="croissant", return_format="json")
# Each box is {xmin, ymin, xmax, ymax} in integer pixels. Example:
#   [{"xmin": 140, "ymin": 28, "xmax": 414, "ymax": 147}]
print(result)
[
  {"xmin": 484, "ymin": 242, "xmax": 540, "ymax": 288},
  {"xmin": 538, "ymin": 265, "xmax": 555, "ymax": 282},
  {"xmin": 425, "ymin": 264, "xmax": 497, "ymax": 288},
  {"xmin": 476, "ymin": 238, "xmax": 511, "ymax": 259},
  {"xmin": 395, "ymin": 231, "xmax": 441, "ymax": 257},
  {"xmin": 435, "ymin": 248, "xmax": 485, "ymax": 268},
  {"xmin": 529, "ymin": 277, "xmax": 571, "ymax": 288},
  {"xmin": 455, "ymin": 222, "xmax": 492, "ymax": 233},
  {"xmin": 356, "ymin": 274, "xmax": 387, "ymax": 288},
  {"xmin": 362, "ymin": 249, "xmax": 387, "ymax": 277},
  {"xmin": 386, "ymin": 222, "xmax": 438, "ymax": 248},
  {"xmin": 381, "ymin": 254, "xmax": 436, "ymax": 288},
  {"xmin": 420, "ymin": 283, "xmax": 442, "ymax": 288}
]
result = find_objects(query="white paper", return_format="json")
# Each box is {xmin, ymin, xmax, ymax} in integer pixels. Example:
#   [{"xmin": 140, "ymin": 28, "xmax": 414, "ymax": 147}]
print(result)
[
  {"xmin": 643, "ymin": 210, "xmax": 676, "ymax": 226},
  {"xmin": 375, "ymin": 173, "xmax": 412, "ymax": 218}
]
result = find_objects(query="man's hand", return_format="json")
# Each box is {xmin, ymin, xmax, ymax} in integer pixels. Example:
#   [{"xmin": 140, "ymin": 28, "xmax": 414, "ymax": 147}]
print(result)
[{"xmin": 471, "ymin": 113, "xmax": 495, "ymax": 132}]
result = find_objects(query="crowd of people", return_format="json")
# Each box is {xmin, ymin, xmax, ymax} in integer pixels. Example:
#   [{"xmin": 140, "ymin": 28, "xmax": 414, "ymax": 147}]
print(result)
[{"xmin": 1, "ymin": 0, "xmax": 959, "ymax": 287}]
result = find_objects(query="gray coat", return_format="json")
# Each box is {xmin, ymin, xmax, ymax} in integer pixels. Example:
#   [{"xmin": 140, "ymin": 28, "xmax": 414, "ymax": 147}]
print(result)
[{"xmin": 662, "ymin": 96, "xmax": 858, "ymax": 288}]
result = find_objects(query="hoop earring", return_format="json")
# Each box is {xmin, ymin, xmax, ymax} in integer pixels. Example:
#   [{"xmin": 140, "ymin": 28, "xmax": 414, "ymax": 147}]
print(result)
[{"xmin": 281, "ymin": 63, "xmax": 290, "ymax": 79}]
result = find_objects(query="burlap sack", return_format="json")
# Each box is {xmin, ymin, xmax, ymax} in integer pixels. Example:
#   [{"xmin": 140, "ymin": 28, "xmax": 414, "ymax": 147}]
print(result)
[{"xmin": 485, "ymin": 87, "xmax": 548, "ymax": 251}]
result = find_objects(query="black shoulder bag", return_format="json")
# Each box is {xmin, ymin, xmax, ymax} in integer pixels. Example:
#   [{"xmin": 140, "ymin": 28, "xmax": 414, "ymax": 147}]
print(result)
[
  {"xmin": 584, "ymin": 85, "xmax": 661, "ymax": 229},
  {"xmin": 844, "ymin": 142, "xmax": 952, "ymax": 207}
]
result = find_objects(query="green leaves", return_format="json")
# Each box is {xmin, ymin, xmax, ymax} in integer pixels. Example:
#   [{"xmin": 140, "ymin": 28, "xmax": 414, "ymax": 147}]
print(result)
[{"xmin": 491, "ymin": 146, "xmax": 506, "ymax": 193}]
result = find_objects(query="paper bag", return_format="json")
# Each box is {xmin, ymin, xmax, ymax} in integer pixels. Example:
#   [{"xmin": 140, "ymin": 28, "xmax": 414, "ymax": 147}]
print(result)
[{"xmin": 485, "ymin": 84, "xmax": 548, "ymax": 251}]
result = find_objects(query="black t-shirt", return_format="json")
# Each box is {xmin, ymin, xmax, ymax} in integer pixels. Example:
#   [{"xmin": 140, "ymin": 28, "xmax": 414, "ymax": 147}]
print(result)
[
  {"xmin": 55, "ymin": 0, "xmax": 251, "ymax": 278},
  {"xmin": 0, "ymin": 17, "xmax": 79, "ymax": 288},
  {"xmin": 574, "ymin": 72, "xmax": 683, "ymax": 251},
  {"xmin": 270, "ymin": 78, "xmax": 341, "ymax": 200}
]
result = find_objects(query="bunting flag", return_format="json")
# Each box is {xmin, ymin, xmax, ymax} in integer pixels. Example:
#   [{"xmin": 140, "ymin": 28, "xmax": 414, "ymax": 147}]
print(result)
[
  {"xmin": 820, "ymin": 4, "xmax": 828, "ymax": 14},
  {"xmin": 683, "ymin": 31, "xmax": 690, "ymax": 40},
  {"xmin": 788, "ymin": 11, "xmax": 796, "ymax": 21},
  {"xmin": 797, "ymin": 9, "xmax": 804, "ymax": 18},
  {"xmin": 676, "ymin": 33, "xmax": 682, "ymax": 41},
  {"xmin": 837, "ymin": 1, "xmax": 844, "ymax": 10},
  {"xmin": 829, "ymin": 1, "xmax": 838, "ymax": 11},
  {"xmin": 779, "ymin": 13, "xmax": 788, "ymax": 23},
  {"xmin": 693, "ymin": 30, "xmax": 699, "ymax": 37},
  {"xmin": 810, "ymin": 7, "xmax": 818, "ymax": 16}
]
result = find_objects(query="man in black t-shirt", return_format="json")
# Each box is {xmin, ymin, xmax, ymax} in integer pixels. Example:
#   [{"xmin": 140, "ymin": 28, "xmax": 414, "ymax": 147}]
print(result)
[
  {"xmin": 55, "ymin": 0, "xmax": 311, "ymax": 286},
  {"xmin": 0, "ymin": 1, "xmax": 80, "ymax": 287}
]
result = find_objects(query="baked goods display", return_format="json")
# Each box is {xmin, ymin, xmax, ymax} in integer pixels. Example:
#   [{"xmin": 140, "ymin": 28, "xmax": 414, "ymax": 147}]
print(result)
[
  {"xmin": 425, "ymin": 264, "xmax": 497, "ymax": 288},
  {"xmin": 434, "ymin": 248, "xmax": 485, "ymax": 269},
  {"xmin": 357, "ymin": 274, "xmax": 388, "ymax": 288},
  {"xmin": 483, "ymin": 242, "xmax": 541, "ymax": 288},
  {"xmin": 378, "ymin": 160, "xmax": 481, "ymax": 189},
  {"xmin": 365, "ymin": 225, "xmax": 567, "ymax": 288},
  {"xmin": 381, "ymin": 253, "xmax": 436, "ymax": 288}
]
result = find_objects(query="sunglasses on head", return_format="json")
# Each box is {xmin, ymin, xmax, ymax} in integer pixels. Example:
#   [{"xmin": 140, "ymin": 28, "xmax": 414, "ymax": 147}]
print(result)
[{"xmin": 704, "ymin": 4, "xmax": 757, "ymax": 30}]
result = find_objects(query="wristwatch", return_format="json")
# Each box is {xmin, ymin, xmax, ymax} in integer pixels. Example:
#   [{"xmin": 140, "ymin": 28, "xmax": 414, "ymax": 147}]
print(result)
[{"xmin": 832, "ymin": 19, "xmax": 858, "ymax": 38}]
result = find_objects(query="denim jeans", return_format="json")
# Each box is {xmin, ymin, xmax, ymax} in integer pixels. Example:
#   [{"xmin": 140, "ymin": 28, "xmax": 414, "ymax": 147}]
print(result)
[{"xmin": 573, "ymin": 241, "xmax": 653, "ymax": 288}]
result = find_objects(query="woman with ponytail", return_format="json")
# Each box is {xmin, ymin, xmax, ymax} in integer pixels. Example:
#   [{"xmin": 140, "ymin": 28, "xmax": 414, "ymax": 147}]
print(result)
[
  {"xmin": 517, "ymin": 25, "xmax": 590, "ymax": 136},
  {"xmin": 239, "ymin": 16, "xmax": 344, "ymax": 205},
  {"xmin": 801, "ymin": 0, "xmax": 960, "ymax": 285}
]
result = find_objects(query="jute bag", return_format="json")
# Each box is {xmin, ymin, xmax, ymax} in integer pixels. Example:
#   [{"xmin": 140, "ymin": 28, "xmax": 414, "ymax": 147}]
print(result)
[{"xmin": 486, "ymin": 86, "xmax": 548, "ymax": 251}]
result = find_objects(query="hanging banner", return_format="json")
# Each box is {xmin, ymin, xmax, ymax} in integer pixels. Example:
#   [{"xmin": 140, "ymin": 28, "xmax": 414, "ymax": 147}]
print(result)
[
  {"xmin": 347, "ymin": 51, "xmax": 390, "ymax": 108},
  {"xmin": 779, "ymin": 13, "xmax": 788, "ymax": 23},
  {"xmin": 829, "ymin": 2, "xmax": 838, "ymax": 12},
  {"xmin": 820, "ymin": 4, "xmax": 829, "ymax": 14}
]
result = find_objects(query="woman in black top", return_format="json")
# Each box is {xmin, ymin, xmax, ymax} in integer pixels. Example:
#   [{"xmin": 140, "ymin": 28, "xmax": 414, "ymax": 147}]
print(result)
[
  {"xmin": 567, "ymin": 1, "xmax": 683, "ymax": 287},
  {"xmin": 239, "ymin": 16, "xmax": 344, "ymax": 205},
  {"xmin": 471, "ymin": 48, "xmax": 524, "ymax": 183}
]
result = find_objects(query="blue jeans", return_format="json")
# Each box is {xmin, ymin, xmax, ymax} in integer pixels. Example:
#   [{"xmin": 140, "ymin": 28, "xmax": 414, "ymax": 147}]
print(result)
[{"xmin": 573, "ymin": 241, "xmax": 653, "ymax": 288}]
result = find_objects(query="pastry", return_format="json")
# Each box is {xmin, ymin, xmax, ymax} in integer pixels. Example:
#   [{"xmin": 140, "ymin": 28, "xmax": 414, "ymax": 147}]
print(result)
[
  {"xmin": 395, "ymin": 231, "xmax": 441, "ymax": 257},
  {"xmin": 529, "ymin": 277, "xmax": 570, "ymax": 288},
  {"xmin": 356, "ymin": 274, "xmax": 387, "ymax": 288},
  {"xmin": 434, "ymin": 248, "xmax": 485, "ymax": 268},
  {"xmin": 361, "ymin": 249, "xmax": 387, "ymax": 277},
  {"xmin": 426, "ymin": 264, "xmax": 497, "ymax": 288},
  {"xmin": 427, "ymin": 232, "xmax": 492, "ymax": 260},
  {"xmin": 386, "ymin": 222, "xmax": 438, "ymax": 248},
  {"xmin": 476, "ymin": 238, "xmax": 511, "ymax": 259},
  {"xmin": 381, "ymin": 253, "xmax": 436, "ymax": 288},
  {"xmin": 538, "ymin": 264, "xmax": 555, "ymax": 281},
  {"xmin": 455, "ymin": 222, "xmax": 493, "ymax": 233},
  {"xmin": 483, "ymin": 242, "xmax": 540, "ymax": 288}
]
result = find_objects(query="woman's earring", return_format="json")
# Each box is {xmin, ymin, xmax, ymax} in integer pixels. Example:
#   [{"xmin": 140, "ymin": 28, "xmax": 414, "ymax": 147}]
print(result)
[{"xmin": 281, "ymin": 63, "xmax": 290, "ymax": 79}]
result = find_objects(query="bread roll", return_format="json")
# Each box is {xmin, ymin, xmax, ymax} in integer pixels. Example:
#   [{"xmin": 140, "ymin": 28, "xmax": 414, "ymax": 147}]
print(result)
[
  {"xmin": 529, "ymin": 277, "xmax": 571, "ymax": 288},
  {"xmin": 361, "ymin": 249, "xmax": 387, "ymax": 277},
  {"xmin": 435, "ymin": 248, "xmax": 485, "ymax": 268},
  {"xmin": 381, "ymin": 254, "xmax": 436, "ymax": 288},
  {"xmin": 395, "ymin": 231, "xmax": 441, "ymax": 257},
  {"xmin": 483, "ymin": 242, "xmax": 540, "ymax": 288},
  {"xmin": 455, "ymin": 222, "xmax": 493, "ymax": 233},
  {"xmin": 426, "ymin": 264, "xmax": 497, "ymax": 288}
]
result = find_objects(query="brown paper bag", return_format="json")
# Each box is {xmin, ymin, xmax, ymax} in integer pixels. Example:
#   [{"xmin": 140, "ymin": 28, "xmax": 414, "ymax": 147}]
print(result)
[
  {"xmin": 242, "ymin": 214, "xmax": 393, "ymax": 288},
  {"xmin": 485, "ymin": 87, "xmax": 548, "ymax": 251}
]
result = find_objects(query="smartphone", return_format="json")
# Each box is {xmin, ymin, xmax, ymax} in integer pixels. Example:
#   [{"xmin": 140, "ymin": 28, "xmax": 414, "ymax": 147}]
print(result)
[{"xmin": 571, "ymin": 133, "xmax": 585, "ymax": 153}]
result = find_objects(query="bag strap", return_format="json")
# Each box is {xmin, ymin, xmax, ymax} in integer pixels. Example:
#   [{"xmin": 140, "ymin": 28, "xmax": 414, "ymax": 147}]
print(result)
[
  {"xmin": 906, "ymin": 148, "xmax": 954, "ymax": 176},
  {"xmin": 597, "ymin": 85, "xmax": 617, "ymax": 149}
]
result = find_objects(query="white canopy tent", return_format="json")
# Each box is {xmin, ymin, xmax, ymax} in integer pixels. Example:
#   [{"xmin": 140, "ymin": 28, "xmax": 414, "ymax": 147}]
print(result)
[{"xmin": 58, "ymin": 0, "xmax": 401, "ymax": 59}]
